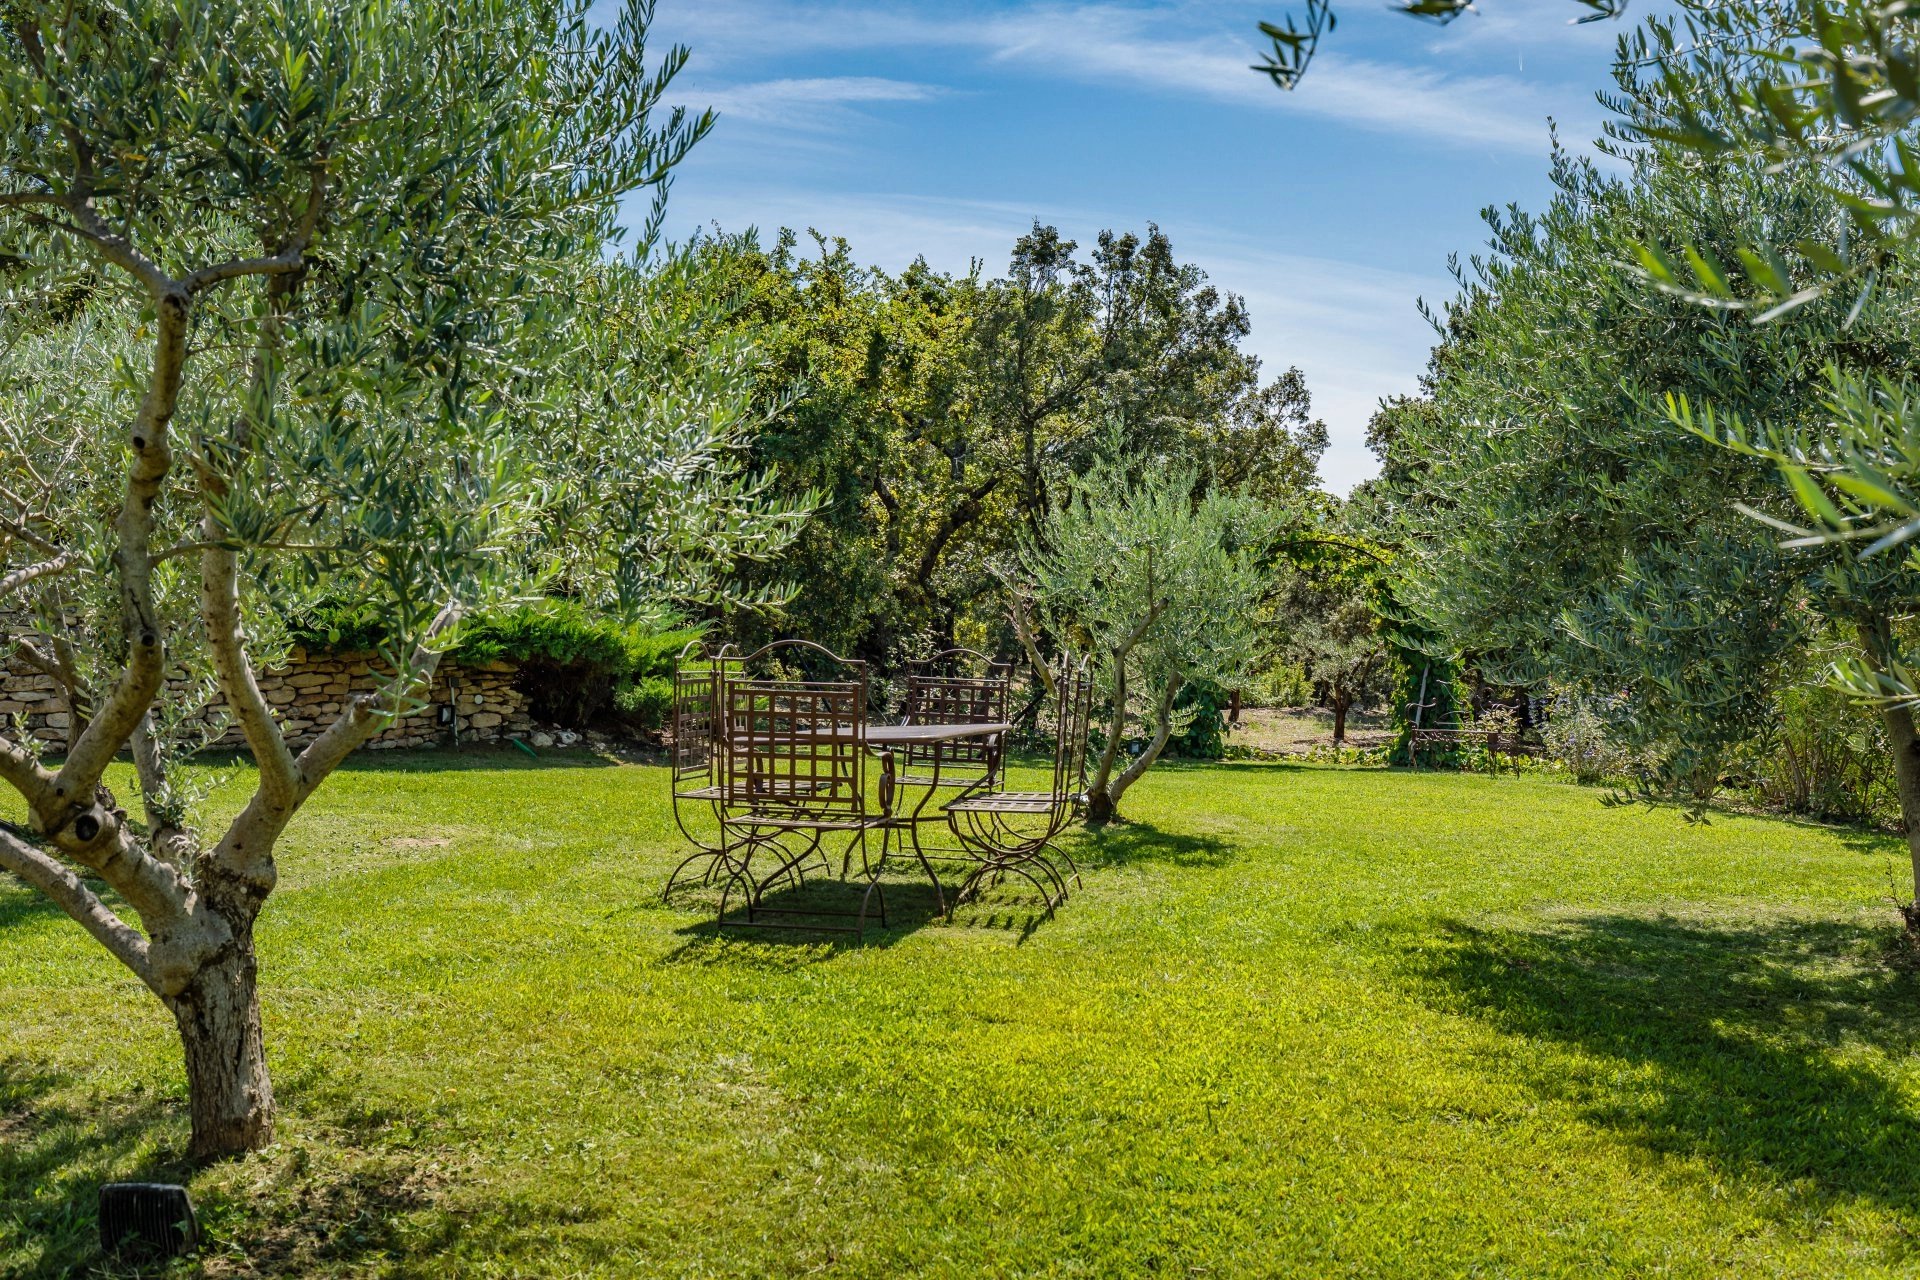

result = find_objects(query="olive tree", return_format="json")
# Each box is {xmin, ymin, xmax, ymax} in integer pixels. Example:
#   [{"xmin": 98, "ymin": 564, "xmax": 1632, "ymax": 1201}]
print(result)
[
  {"xmin": 1014, "ymin": 458, "xmax": 1282, "ymax": 824},
  {"xmin": 0, "ymin": 0, "xmax": 797, "ymax": 1159}
]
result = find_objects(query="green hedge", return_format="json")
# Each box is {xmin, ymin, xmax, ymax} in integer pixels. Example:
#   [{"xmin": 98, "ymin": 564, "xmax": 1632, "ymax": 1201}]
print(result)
[{"xmin": 290, "ymin": 601, "xmax": 699, "ymax": 732}]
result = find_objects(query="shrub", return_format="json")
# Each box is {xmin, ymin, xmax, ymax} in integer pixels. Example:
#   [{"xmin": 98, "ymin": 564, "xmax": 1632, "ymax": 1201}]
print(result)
[
  {"xmin": 292, "ymin": 599, "xmax": 697, "ymax": 732},
  {"xmin": 1738, "ymin": 678, "xmax": 1897, "ymax": 827},
  {"xmin": 1244, "ymin": 661, "xmax": 1313, "ymax": 708},
  {"xmin": 1171, "ymin": 680, "xmax": 1231, "ymax": 759},
  {"xmin": 1540, "ymin": 692, "xmax": 1644, "ymax": 785}
]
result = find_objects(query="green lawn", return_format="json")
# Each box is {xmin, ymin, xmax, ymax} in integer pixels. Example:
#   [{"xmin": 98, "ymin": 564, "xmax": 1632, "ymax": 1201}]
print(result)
[{"xmin": 4, "ymin": 754, "xmax": 1920, "ymax": 1277}]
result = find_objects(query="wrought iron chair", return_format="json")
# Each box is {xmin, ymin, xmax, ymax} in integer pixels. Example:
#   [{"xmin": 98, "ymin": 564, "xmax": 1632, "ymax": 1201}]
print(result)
[
  {"xmin": 942, "ymin": 655, "xmax": 1092, "ymax": 919},
  {"xmin": 713, "ymin": 640, "xmax": 896, "ymax": 934},
  {"xmin": 892, "ymin": 647, "xmax": 1012, "ymax": 870},
  {"xmin": 898, "ymin": 648, "xmax": 1012, "ymax": 791},
  {"xmin": 662, "ymin": 641, "xmax": 742, "ymax": 899}
]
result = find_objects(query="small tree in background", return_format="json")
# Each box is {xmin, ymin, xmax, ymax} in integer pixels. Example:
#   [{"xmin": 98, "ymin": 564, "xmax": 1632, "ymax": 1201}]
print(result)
[
  {"xmin": 0, "ymin": 0, "xmax": 802, "ymax": 1159},
  {"xmin": 1015, "ymin": 457, "xmax": 1282, "ymax": 824},
  {"xmin": 1279, "ymin": 574, "xmax": 1386, "ymax": 746}
]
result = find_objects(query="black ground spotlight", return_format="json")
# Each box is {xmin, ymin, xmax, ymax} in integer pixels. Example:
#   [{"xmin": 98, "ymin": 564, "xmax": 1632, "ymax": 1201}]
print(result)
[{"xmin": 99, "ymin": 1182, "xmax": 198, "ymax": 1258}]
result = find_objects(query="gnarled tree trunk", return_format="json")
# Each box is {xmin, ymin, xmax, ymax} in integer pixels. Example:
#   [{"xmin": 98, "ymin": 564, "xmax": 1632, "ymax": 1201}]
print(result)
[
  {"xmin": 172, "ymin": 925, "xmax": 274, "ymax": 1159},
  {"xmin": 1881, "ymin": 703, "xmax": 1920, "ymax": 934}
]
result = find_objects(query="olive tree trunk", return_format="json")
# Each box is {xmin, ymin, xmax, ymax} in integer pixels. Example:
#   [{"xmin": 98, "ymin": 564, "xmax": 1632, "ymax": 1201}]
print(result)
[
  {"xmin": 0, "ymin": 252, "xmax": 458, "ymax": 1158},
  {"xmin": 1858, "ymin": 621, "xmax": 1920, "ymax": 932},
  {"xmin": 1881, "ymin": 703, "xmax": 1920, "ymax": 931},
  {"xmin": 172, "ymin": 925, "xmax": 274, "ymax": 1158},
  {"xmin": 1086, "ymin": 672, "xmax": 1183, "ymax": 825}
]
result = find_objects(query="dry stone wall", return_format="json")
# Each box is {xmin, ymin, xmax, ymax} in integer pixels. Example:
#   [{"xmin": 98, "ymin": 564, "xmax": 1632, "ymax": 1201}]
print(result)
[{"xmin": 2, "ymin": 647, "xmax": 535, "ymax": 751}]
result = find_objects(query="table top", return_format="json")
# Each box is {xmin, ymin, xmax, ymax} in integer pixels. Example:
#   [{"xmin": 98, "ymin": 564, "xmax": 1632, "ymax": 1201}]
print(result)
[{"xmin": 865, "ymin": 721, "xmax": 1012, "ymax": 745}]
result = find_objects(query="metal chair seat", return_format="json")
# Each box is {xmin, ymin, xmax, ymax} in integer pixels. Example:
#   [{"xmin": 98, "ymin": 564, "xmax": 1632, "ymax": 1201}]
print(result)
[
  {"xmin": 676, "ymin": 783, "xmax": 726, "ymax": 802},
  {"xmin": 726, "ymin": 813, "xmax": 882, "ymax": 833},
  {"xmin": 899, "ymin": 771, "xmax": 986, "ymax": 788},
  {"xmin": 945, "ymin": 790, "xmax": 1059, "ymax": 815}
]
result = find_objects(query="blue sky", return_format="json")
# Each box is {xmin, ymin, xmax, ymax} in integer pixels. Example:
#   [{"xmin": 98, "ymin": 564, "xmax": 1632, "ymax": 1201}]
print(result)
[{"xmin": 642, "ymin": 0, "xmax": 1633, "ymax": 492}]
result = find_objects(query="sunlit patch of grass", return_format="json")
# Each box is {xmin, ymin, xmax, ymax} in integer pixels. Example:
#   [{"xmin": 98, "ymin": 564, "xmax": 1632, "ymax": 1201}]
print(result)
[{"xmin": 3, "ymin": 753, "xmax": 1919, "ymax": 1276}]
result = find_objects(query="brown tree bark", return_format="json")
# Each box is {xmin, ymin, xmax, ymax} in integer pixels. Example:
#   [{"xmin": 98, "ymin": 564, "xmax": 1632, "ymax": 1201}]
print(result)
[
  {"xmin": 1332, "ymin": 694, "xmax": 1350, "ymax": 746},
  {"xmin": 172, "ymin": 926, "xmax": 274, "ymax": 1159},
  {"xmin": 1101, "ymin": 673, "xmax": 1183, "ymax": 821},
  {"xmin": 1881, "ymin": 703, "xmax": 1920, "ymax": 932}
]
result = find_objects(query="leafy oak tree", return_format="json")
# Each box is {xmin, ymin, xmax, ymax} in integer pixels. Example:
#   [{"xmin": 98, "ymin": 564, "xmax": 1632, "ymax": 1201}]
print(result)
[
  {"xmin": 0, "ymin": 0, "xmax": 797, "ymax": 1158},
  {"xmin": 706, "ymin": 224, "xmax": 1296, "ymax": 664}
]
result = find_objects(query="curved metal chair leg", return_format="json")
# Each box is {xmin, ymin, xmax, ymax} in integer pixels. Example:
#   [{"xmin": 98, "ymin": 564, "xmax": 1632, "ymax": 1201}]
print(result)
[
  {"xmin": 950, "ymin": 863, "xmax": 994, "ymax": 919},
  {"xmin": 854, "ymin": 830, "xmax": 890, "ymax": 935},
  {"xmin": 1001, "ymin": 863, "xmax": 1060, "ymax": 916},
  {"xmin": 663, "ymin": 848, "xmax": 723, "ymax": 902},
  {"xmin": 1020, "ymin": 850, "xmax": 1071, "ymax": 904},
  {"xmin": 715, "ymin": 862, "xmax": 754, "ymax": 933},
  {"xmin": 1043, "ymin": 837, "xmax": 1084, "ymax": 890}
]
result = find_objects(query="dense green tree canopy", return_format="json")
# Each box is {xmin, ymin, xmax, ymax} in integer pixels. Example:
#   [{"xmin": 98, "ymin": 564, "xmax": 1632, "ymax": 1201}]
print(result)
[
  {"xmin": 695, "ymin": 224, "xmax": 1329, "ymax": 668},
  {"xmin": 1379, "ymin": 50, "xmax": 1920, "ymax": 873}
]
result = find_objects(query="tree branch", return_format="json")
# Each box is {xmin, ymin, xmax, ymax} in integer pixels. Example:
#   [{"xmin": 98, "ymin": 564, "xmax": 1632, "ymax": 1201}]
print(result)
[
  {"xmin": 209, "ymin": 603, "xmax": 463, "ymax": 896},
  {"xmin": 62, "ymin": 199, "xmax": 174, "ymax": 296},
  {"xmin": 201, "ymin": 540, "xmax": 301, "ymax": 805},
  {"xmin": 183, "ymin": 160, "xmax": 326, "ymax": 296},
  {"xmin": 0, "ymin": 512, "xmax": 61, "ymax": 557},
  {"xmin": 0, "ymin": 825, "xmax": 158, "ymax": 994},
  {"xmin": 1089, "ymin": 643, "xmax": 1129, "ymax": 802},
  {"xmin": 0, "ymin": 550, "xmax": 75, "ymax": 598},
  {"xmin": 1005, "ymin": 581, "xmax": 1056, "ymax": 697},
  {"xmin": 294, "ymin": 603, "xmax": 462, "ymax": 800},
  {"xmin": 52, "ymin": 289, "xmax": 189, "ymax": 806},
  {"xmin": 182, "ymin": 250, "xmax": 307, "ymax": 295},
  {"xmin": 0, "ymin": 733, "xmax": 53, "ymax": 809},
  {"xmin": 0, "ymin": 191, "xmax": 69, "ymax": 210},
  {"xmin": 916, "ymin": 474, "xmax": 1001, "ymax": 586},
  {"xmin": 1111, "ymin": 672, "xmax": 1183, "ymax": 801}
]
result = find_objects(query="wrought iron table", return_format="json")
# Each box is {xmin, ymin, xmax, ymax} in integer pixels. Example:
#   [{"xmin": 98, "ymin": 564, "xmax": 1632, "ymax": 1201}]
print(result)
[{"xmin": 846, "ymin": 720, "xmax": 1013, "ymax": 918}]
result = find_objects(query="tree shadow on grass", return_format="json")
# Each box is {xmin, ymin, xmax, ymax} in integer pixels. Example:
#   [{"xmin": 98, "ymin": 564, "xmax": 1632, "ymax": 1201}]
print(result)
[
  {"xmin": 0, "ymin": 1059, "xmax": 189, "ymax": 1278},
  {"xmin": 0, "ymin": 1059, "xmax": 460, "ymax": 1278},
  {"xmin": 329, "ymin": 744, "xmax": 624, "ymax": 774},
  {"xmin": 0, "ymin": 880, "xmax": 61, "ymax": 933},
  {"xmin": 1398, "ymin": 911, "xmax": 1920, "ymax": 1215},
  {"xmin": 1072, "ymin": 820, "xmax": 1236, "ymax": 871}
]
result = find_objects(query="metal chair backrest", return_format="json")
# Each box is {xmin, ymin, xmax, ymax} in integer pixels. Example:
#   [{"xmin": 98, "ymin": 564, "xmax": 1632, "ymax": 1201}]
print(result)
[
  {"xmin": 1050, "ymin": 656, "xmax": 1095, "ymax": 808},
  {"xmin": 901, "ymin": 647, "xmax": 1010, "ymax": 776},
  {"xmin": 721, "ymin": 641, "xmax": 870, "ymax": 820},
  {"xmin": 901, "ymin": 648, "xmax": 1010, "ymax": 723},
  {"xmin": 671, "ymin": 640, "xmax": 738, "ymax": 791}
]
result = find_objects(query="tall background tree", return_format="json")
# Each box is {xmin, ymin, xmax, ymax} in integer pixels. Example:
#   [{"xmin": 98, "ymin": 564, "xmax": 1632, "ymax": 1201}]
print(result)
[
  {"xmin": 1375, "ymin": 55, "xmax": 1920, "ymax": 876},
  {"xmin": 696, "ymin": 224, "xmax": 1327, "ymax": 691}
]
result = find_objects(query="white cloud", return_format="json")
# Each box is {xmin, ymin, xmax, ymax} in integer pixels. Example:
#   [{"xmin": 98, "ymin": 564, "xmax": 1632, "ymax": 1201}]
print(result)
[
  {"xmin": 654, "ymin": 0, "xmax": 1586, "ymax": 154},
  {"xmin": 698, "ymin": 76, "xmax": 950, "ymax": 127}
]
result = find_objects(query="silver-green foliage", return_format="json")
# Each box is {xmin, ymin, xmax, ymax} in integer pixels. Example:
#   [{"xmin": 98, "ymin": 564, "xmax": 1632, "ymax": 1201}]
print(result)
[
  {"xmin": 1383, "ymin": 122, "xmax": 1920, "ymax": 799},
  {"xmin": 0, "ymin": 0, "xmax": 801, "ymax": 1157},
  {"xmin": 1018, "ymin": 456, "xmax": 1282, "ymax": 821}
]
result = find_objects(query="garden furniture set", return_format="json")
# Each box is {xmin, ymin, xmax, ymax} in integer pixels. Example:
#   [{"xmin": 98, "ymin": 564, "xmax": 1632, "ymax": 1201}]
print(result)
[{"xmin": 663, "ymin": 640, "xmax": 1091, "ymax": 935}]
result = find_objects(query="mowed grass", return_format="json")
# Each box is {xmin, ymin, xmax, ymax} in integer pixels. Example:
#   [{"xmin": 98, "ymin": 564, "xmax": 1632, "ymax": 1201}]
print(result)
[{"xmin": 4, "ymin": 753, "xmax": 1920, "ymax": 1277}]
